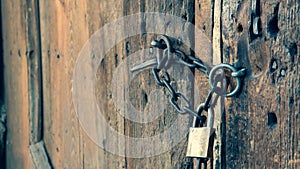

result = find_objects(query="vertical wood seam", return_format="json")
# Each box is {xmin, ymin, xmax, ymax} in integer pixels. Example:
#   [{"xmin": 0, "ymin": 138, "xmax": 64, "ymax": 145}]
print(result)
[
  {"xmin": 26, "ymin": 0, "xmax": 53, "ymax": 167},
  {"xmin": 212, "ymin": 0, "xmax": 224, "ymax": 168},
  {"xmin": 25, "ymin": 0, "xmax": 43, "ymax": 145}
]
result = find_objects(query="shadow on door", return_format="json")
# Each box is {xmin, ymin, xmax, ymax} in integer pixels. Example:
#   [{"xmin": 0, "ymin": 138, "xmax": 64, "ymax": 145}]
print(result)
[{"xmin": 0, "ymin": 1, "xmax": 7, "ymax": 167}]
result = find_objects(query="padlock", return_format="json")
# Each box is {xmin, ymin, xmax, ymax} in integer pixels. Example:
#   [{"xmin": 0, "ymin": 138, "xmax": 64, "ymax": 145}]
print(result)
[{"xmin": 186, "ymin": 107, "xmax": 215, "ymax": 158}]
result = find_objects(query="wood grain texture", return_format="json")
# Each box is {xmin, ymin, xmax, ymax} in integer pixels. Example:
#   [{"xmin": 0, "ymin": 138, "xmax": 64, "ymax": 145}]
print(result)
[
  {"xmin": 40, "ymin": 0, "xmax": 195, "ymax": 168},
  {"xmin": 221, "ymin": 0, "xmax": 299, "ymax": 168},
  {"xmin": 2, "ymin": 0, "xmax": 45, "ymax": 166},
  {"xmin": 4, "ymin": 0, "xmax": 298, "ymax": 168},
  {"xmin": 211, "ymin": 0, "xmax": 224, "ymax": 168},
  {"xmin": 2, "ymin": 0, "xmax": 31, "ymax": 168}
]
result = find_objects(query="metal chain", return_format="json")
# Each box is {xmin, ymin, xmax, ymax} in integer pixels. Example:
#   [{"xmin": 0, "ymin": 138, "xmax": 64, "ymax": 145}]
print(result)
[
  {"xmin": 132, "ymin": 35, "xmax": 247, "ymax": 167},
  {"xmin": 152, "ymin": 68, "xmax": 201, "ymax": 118},
  {"xmin": 149, "ymin": 35, "xmax": 246, "ymax": 118}
]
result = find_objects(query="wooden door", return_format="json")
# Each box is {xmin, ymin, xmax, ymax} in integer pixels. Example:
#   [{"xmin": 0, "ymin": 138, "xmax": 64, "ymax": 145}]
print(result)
[
  {"xmin": 1, "ymin": 0, "xmax": 299, "ymax": 169},
  {"xmin": 220, "ymin": 1, "xmax": 300, "ymax": 168},
  {"xmin": 39, "ymin": 0, "xmax": 196, "ymax": 168}
]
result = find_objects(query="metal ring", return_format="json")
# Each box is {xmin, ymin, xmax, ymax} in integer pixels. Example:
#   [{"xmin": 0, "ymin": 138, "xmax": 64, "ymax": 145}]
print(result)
[
  {"xmin": 208, "ymin": 63, "xmax": 241, "ymax": 97},
  {"xmin": 158, "ymin": 35, "xmax": 174, "ymax": 69}
]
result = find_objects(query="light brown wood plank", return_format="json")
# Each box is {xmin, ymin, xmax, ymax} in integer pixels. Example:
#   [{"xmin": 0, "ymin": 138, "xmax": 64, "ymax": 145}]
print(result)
[
  {"xmin": 211, "ymin": 0, "xmax": 224, "ymax": 168},
  {"xmin": 2, "ymin": 0, "xmax": 30, "ymax": 168},
  {"xmin": 1, "ymin": 0, "xmax": 44, "ymax": 168},
  {"xmin": 40, "ymin": 0, "xmax": 126, "ymax": 168},
  {"xmin": 41, "ymin": 0, "xmax": 196, "ymax": 168},
  {"xmin": 39, "ymin": 1, "xmax": 63, "ymax": 168}
]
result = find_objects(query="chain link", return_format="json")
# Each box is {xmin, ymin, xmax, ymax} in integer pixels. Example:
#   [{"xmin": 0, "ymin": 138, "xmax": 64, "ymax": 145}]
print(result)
[{"xmin": 174, "ymin": 49, "xmax": 209, "ymax": 75}]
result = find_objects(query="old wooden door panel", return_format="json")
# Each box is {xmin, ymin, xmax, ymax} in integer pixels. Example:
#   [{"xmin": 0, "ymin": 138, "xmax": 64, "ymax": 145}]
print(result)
[
  {"xmin": 40, "ymin": 0, "xmax": 195, "ymax": 168},
  {"xmin": 195, "ymin": 0, "xmax": 299, "ymax": 168},
  {"xmin": 221, "ymin": 0, "xmax": 299, "ymax": 168},
  {"xmin": 2, "ymin": 0, "xmax": 43, "ymax": 168},
  {"xmin": 40, "ymin": 1, "xmax": 90, "ymax": 168}
]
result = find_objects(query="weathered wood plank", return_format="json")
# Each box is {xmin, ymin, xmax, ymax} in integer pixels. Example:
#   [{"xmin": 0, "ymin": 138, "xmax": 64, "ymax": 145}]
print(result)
[
  {"xmin": 40, "ymin": 0, "xmax": 195, "ymax": 168},
  {"xmin": 2, "ymin": 0, "xmax": 31, "ymax": 168},
  {"xmin": 3, "ymin": 0, "xmax": 44, "ymax": 166},
  {"xmin": 222, "ymin": 0, "xmax": 299, "ymax": 168},
  {"xmin": 211, "ymin": 0, "xmax": 224, "ymax": 168},
  {"xmin": 40, "ymin": 0, "xmax": 126, "ymax": 168},
  {"xmin": 40, "ymin": 0, "xmax": 86, "ymax": 168},
  {"xmin": 85, "ymin": 1, "xmax": 126, "ymax": 168},
  {"xmin": 122, "ymin": 1, "xmax": 195, "ymax": 168},
  {"xmin": 196, "ymin": 0, "xmax": 225, "ymax": 168}
]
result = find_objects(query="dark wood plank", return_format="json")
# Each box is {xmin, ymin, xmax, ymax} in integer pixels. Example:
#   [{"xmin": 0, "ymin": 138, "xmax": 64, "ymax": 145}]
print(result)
[{"xmin": 221, "ymin": 0, "xmax": 299, "ymax": 168}]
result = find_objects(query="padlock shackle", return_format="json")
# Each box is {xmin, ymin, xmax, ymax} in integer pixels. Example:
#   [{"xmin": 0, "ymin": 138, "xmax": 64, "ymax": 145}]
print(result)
[{"xmin": 193, "ymin": 104, "xmax": 214, "ymax": 128}]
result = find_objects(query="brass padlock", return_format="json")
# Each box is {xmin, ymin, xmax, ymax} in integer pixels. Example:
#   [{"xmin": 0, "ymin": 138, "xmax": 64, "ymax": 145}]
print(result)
[{"xmin": 186, "ymin": 107, "xmax": 215, "ymax": 158}]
